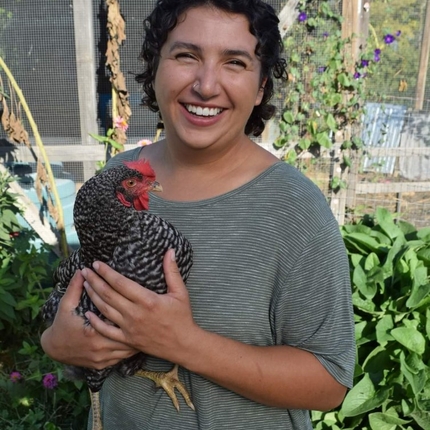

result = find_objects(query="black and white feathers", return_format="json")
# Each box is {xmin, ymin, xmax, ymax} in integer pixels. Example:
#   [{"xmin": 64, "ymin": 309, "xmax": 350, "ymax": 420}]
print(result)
[{"xmin": 41, "ymin": 159, "xmax": 193, "ymax": 392}]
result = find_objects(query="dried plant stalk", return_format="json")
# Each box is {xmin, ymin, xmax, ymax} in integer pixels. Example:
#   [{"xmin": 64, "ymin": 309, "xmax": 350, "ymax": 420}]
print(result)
[
  {"xmin": 0, "ymin": 58, "xmax": 68, "ymax": 256},
  {"xmin": 106, "ymin": 0, "xmax": 131, "ymax": 149}
]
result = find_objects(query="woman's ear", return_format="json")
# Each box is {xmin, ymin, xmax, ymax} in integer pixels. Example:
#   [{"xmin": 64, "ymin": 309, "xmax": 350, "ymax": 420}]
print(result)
[{"xmin": 255, "ymin": 77, "xmax": 268, "ymax": 106}]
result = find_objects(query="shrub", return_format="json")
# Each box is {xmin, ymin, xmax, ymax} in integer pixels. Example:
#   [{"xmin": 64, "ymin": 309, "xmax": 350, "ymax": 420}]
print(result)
[
  {"xmin": 312, "ymin": 208, "xmax": 430, "ymax": 430},
  {"xmin": 0, "ymin": 172, "xmax": 88, "ymax": 430}
]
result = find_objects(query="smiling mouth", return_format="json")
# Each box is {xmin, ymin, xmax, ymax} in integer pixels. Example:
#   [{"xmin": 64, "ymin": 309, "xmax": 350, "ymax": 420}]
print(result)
[{"xmin": 184, "ymin": 104, "xmax": 224, "ymax": 117}]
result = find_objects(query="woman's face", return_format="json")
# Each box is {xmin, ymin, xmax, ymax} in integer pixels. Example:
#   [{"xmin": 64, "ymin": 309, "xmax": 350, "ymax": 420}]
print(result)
[{"xmin": 154, "ymin": 6, "xmax": 265, "ymax": 154}]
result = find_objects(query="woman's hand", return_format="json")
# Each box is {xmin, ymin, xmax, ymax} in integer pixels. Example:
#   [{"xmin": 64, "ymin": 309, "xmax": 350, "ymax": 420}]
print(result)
[
  {"xmin": 82, "ymin": 249, "xmax": 200, "ymax": 365},
  {"xmin": 41, "ymin": 270, "xmax": 138, "ymax": 369}
]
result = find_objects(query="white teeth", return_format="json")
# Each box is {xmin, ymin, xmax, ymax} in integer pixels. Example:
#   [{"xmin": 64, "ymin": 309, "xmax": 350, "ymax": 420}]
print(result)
[{"xmin": 185, "ymin": 104, "xmax": 223, "ymax": 117}]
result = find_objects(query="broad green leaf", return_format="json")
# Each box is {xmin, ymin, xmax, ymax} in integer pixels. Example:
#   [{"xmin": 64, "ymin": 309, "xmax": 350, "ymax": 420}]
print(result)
[
  {"xmin": 369, "ymin": 412, "xmax": 411, "ymax": 430},
  {"xmin": 298, "ymin": 138, "xmax": 311, "ymax": 150},
  {"xmin": 406, "ymin": 282, "xmax": 430, "ymax": 308},
  {"xmin": 400, "ymin": 357, "xmax": 427, "ymax": 397},
  {"xmin": 365, "ymin": 253, "xmax": 380, "ymax": 271},
  {"xmin": 0, "ymin": 290, "xmax": 16, "ymax": 306},
  {"xmin": 344, "ymin": 233, "xmax": 381, "ymax": 253},
  {"xmin": 383, "ymin": 235, "xmax": 407, "ymax": 271},
  {"xmin": 417, "ymin": 246, "xmax": 430, "ymax": 265},
  {"xmin": 352, "ymin": 292, "xmax": 376, "ymax": 314},
  {"xmin": 355, "ymin": 320, "xmax": 376, "ymax": 345},
  {"xmin": 417, "ymin": 227, "xmax": 430, "ymax": 241},
  {"xmin": 316, "ymin": 132, "xmax": 332, "ymax": 148},
  {"xmin": 363, "ymin": 345, "xmax": 393, "ymax": 374},
  {"xmin": 341, "ymin": 373, "xmax": 389, "ymax": 417},
  {"xmin": 391, "ymin": 327, "xmax": 426, "ymax": 355},
  {"xmin": 0, "ymin": 301, "xmax": 15, "ymax": 320},
  {"xmin": 353, "ymin": 264, "xmax": 376, "ymax": 298},
  {"xmin": 325, "ymin": 113, "xmax": 337, "ymax": 131},
  {"xmin": 376, "ymin": 315, "xmax": 394, "ymax": 344},
  {"xmin": 283, "ymin": 111, "xmax": 295, "ymax": 124},
  {"xmin": 376, "ymin": 207, "xmax": 401, "ymax": 240},
  {"xmin": 338, "ymin": 73, "xmax": 351, "ymax": 87},
  {"xmin": 410, "ymin": 410, "xmax": 430, "ymax": 430}
]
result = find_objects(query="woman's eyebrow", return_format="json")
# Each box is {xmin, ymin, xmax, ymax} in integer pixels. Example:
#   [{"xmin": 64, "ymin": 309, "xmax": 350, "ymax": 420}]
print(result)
[
  {"xmin": 222, "ymin": 49, "xmax": 254, "ymax": 62},
  {"xmin": 169, "ymin": 41, "xmax": 202, "ymax": 54}
]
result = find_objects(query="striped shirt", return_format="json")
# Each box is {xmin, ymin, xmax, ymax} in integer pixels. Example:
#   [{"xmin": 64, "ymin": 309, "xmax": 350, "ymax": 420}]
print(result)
[{"xmin": 89, "ymin": 147, "xmax": 355, "ymax": 430}]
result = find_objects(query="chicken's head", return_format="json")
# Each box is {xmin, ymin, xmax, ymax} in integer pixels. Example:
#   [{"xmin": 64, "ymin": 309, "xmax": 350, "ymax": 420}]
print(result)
[{"xmin": 116, "ymin": 160, "xmax": 162, "ymax": 211}]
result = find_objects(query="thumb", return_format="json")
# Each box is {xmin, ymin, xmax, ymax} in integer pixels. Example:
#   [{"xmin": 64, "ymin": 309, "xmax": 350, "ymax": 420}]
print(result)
[
  {"xmin": 59, "ymin": 270, "xmax": 85, "ymax": 309},
  {"xmin": 163, "ymin": 249, "xmax": 187, "ymax": 295}
]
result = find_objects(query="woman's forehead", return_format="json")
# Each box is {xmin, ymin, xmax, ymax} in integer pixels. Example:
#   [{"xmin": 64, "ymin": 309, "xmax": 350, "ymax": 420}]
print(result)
[{"xmin": 163, "ymin": 6, "xmax": 257, "ymax": 52}]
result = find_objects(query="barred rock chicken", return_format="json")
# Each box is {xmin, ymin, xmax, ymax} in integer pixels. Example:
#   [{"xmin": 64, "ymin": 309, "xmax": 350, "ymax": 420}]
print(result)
[{"xmin": 41, "ymin": 159, "xmax": 194, "ymax": 430}]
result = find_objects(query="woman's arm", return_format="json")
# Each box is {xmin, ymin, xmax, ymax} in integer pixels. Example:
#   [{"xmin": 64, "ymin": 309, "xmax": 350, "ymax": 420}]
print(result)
[
  {"xmin": 82, "ymin": 252, "xmax": 347, "ymax": 411},
  {"xmin": 40, "ymin": 270, "xmax": 138, "ymax": 369}
]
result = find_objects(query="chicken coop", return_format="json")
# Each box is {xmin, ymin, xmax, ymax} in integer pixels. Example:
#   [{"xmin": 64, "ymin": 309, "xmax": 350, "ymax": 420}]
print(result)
[{"xmin": 1, "ymin": 0, "xmax": 430, "ymax": 252}]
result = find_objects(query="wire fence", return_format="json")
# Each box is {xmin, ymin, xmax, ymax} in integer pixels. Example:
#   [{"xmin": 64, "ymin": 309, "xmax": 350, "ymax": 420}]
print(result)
[{"xmin": 0, "ymin": 0, "xmax": 429, "ymax": 228}]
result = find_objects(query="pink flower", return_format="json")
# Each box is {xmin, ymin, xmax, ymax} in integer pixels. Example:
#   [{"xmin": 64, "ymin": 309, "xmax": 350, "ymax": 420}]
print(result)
[
  {"xmin": 42, "ymin": 373, "xmax": 58, "ymax": 389},
  {"xmin": 10, "ymin": 371, "xmax": 22, "ymax": 383},
  {"xmin": 137, "ymin": 139, "xmax": 153, "ymax": 146},
  {"xmin": 113, "ymin": 116, "xmax": 129, "ymax": 132}
]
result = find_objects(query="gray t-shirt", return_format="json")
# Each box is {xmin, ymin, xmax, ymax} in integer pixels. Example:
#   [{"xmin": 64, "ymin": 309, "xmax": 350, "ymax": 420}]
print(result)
[{"xmin": 89, "ymin": 147, "xmax": 355, "ymax": 430}]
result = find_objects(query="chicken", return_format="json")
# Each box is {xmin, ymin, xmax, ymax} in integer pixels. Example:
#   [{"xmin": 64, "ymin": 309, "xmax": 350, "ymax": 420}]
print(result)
[{"xmin": 41, "ymin": 159, "xmax": 194, "ymax": 430}]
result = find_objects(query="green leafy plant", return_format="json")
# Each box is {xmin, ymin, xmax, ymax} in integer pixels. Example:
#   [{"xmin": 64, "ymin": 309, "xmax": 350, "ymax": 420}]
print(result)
[
  {"xmin": 276, "ymin": 1, "xmax": 366, "ymax": 167},
  {"xmin": 0, "ymin": 172, "xmax": 89, "ymax": 429},
  {"xmin": 312, "ymin": 207, "xmax": 430, "ymax": 429},
  {"xmin": 276, "ymin": 0, "xmax": 401, "ymax": 192}
]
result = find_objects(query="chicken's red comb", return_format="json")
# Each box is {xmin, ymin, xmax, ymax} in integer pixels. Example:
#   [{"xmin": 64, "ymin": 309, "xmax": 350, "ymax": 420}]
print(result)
[{"xmin": 124, "ymin": 159, "xmax": 156, "ymax": 180}]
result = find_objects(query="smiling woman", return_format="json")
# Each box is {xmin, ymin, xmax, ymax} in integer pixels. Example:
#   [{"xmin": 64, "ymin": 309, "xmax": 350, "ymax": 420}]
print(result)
[{"xmin": 40, "ymin": 1, "xmax": 356, "ymax": 429}]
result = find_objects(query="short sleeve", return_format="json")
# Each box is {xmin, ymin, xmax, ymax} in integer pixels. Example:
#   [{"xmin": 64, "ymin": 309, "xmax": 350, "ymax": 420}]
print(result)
[{"xmin": 270, "ymin": 218, "xmax": 355, "ymax": 388}]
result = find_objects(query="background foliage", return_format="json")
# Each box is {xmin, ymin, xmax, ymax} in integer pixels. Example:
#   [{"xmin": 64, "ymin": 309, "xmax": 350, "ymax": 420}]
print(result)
[{"xmin": 0, "ymin": 172, "xmax": 88, "ymax": 430}]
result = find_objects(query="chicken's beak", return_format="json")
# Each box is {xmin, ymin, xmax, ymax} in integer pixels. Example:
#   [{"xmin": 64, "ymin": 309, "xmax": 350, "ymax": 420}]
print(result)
[{"xmin": 151, "ymin": 181, "xmax": 163, "ymax": 192}]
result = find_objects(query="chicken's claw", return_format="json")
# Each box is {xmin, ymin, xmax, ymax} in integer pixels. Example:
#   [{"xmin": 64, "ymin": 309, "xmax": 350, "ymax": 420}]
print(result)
[{"xmin": 135, "ymin": 364, "xmax": 195, "ymax": 411}]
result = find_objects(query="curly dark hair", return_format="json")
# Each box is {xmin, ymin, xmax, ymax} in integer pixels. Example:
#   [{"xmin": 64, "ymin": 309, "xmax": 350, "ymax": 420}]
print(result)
[{"xmin": 136, "ymin": 0, "xmax": 287, "ymax": 137}]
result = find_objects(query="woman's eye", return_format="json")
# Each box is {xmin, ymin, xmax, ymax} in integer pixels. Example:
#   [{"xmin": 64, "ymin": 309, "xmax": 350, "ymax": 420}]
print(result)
[
  {"xmin": 176, "ymin": 53, "xmax": 196, "ymax": 60},
  {"xmin": 228, "ymin": 59, "xmax": 246, "ymax": 68}
]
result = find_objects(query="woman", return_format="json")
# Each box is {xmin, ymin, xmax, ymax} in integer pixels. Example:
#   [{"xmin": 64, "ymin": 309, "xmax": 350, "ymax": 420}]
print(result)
[{"xmin": 41, "ymin": 1, "xmax": 355, "ymax": 429}]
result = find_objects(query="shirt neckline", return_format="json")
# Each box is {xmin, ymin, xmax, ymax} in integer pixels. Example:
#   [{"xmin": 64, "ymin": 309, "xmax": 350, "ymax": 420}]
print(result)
[{"xmin": 149, "ymin": 161, "xmax": 285, "ymax": 208}]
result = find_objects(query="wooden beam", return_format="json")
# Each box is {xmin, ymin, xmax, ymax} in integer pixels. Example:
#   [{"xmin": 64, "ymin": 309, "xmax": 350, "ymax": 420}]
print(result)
[
  {"xmin": 3, "ymin": 144, "xmax": 430, "ymax": 164},
  {"xmin": 415, "ymin": 0, "xmax": 430, "ymax": 111},
  {"xmin": 278, "ymin": 0, "xmax": 300, "ymax": 38},
  {"xmin": 73, "ymin": 0, "xmax": 99, "ymax": 181},
  {"xmin": 356, "ymin": 181, "xmax": 430, "ymax": 194}
]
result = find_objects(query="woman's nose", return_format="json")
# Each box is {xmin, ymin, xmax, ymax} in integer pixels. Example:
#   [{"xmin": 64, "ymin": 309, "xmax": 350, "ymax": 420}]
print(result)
[{"xmin": 192, "ymin": 64, "xmax": 221, "ymax": 99}]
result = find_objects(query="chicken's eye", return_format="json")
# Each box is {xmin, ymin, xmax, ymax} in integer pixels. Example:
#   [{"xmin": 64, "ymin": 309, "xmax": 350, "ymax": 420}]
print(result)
[{"xmin": 125, "ymin": 179, "xmax": 137, "ymax": 188}]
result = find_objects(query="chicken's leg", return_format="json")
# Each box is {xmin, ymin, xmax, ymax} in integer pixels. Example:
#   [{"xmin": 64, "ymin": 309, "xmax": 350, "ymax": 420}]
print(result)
[
  {"xmin": 89, "ymin": 390, "xmax": 103, "ymax": 430},
  {"xmin": 135, "ymin": 364, "xmax": 195, "ymax": 411}
]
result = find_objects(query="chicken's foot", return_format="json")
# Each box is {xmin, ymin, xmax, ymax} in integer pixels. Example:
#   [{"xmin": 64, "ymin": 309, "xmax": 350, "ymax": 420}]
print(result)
[
  {"xmin": 89, "ymin": 390, "xmax": 103, "ymax": 430},
  {"xmin": 135, "ymin": 363, "xmax": 195, "ymax": 411}
]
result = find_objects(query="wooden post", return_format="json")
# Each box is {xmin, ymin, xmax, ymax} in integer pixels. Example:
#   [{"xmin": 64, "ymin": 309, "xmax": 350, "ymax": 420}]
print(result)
[
  {"xmin": 73, "ymin": 0, "xmax": 99, "ymax": 181},
  {"xmin": 415, "ymin": 0, "xmax": 430, "ymax": 111},
  {"xmin": 330, "ymin": 0, "xmax": 370, "ymax": 224}
]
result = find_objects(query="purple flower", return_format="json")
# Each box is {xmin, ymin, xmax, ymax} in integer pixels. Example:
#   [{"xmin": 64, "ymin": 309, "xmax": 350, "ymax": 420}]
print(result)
[
  {"xmin": 10, "ymin": 371, "xmax": 22, "ymax": 383},
  {"xmin": 322, "ymin": 32, "xmax": 329, "ymax": 38},
  {"xmin": 396, "ymin": 30, "xmax": 402, "ymax": 37},
  {"xmin": 298, "ymin": 12, "xmax": 307, "ymax": 22},
  {"xmin": 317, "ymin": 66, "xmax": 327, "ymax": 73},
  {"xmin": 361, "ymin": 59, "xmax": 370, "ymax": 68},
  {"xmin": 374, "ymin": 48, "xmax": 381, "ymax": 62},
  {"xmin": 354, "ymin": 72, "xmax": 362, "ymax": 79},
  {"xmin": 384, "ymin": 34, "xmax": 395, "ymax": 44},
  {"xmin": 42, "ymin": 373, "xmax": 58, "ymax": 389}
]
